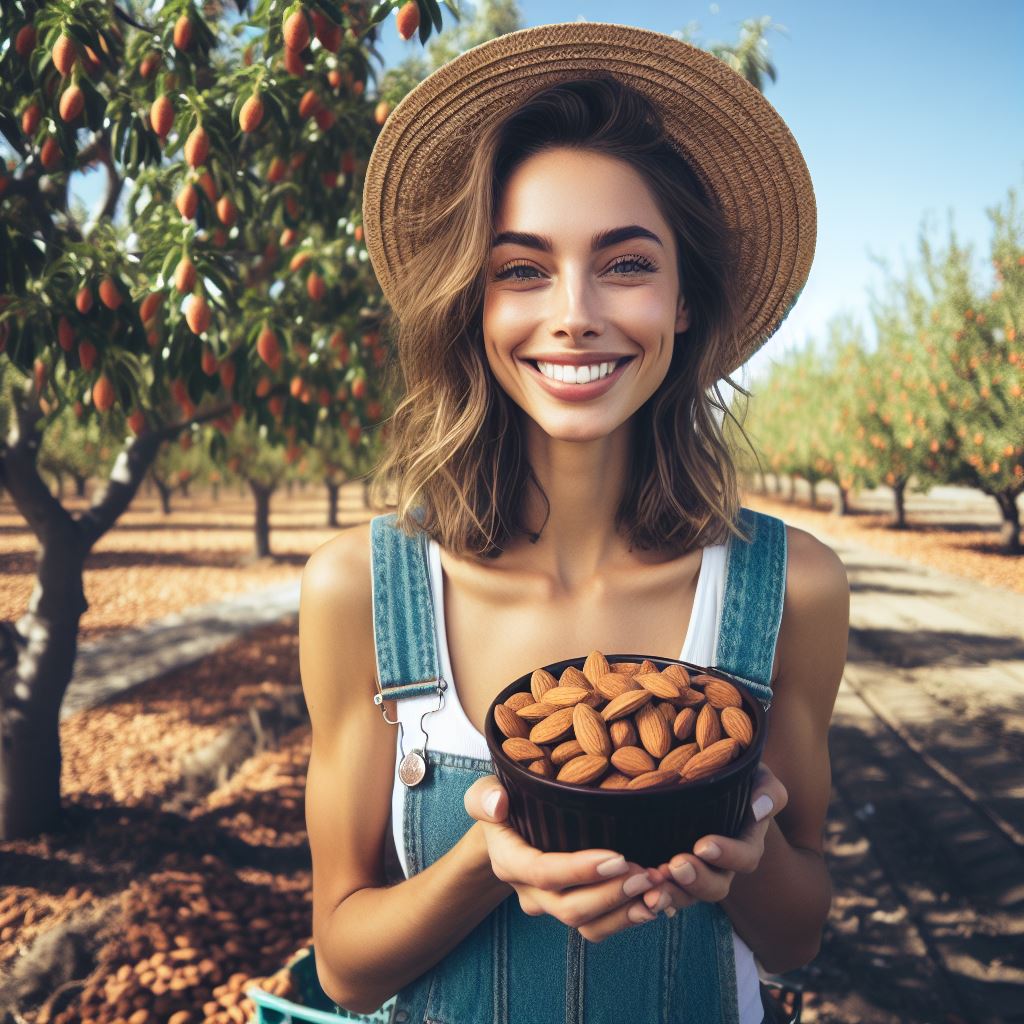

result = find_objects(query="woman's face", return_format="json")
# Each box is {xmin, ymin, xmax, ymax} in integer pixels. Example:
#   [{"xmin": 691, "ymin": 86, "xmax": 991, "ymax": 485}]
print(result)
[{"xmin": 482, "ymin": 146, "xmax": 689, "ymax": 443}]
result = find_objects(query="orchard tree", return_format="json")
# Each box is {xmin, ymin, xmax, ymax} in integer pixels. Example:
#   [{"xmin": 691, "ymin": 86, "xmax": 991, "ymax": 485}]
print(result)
[{"xmin": 0, "ymin": 0, "xmax": 455, "ymax": 839}]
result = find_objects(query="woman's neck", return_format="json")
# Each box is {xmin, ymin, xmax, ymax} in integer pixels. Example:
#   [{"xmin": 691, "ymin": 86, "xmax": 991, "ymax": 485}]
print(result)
[{"xmin": 514, "ymin": 420, "xmax": 637, "ymax": 596}]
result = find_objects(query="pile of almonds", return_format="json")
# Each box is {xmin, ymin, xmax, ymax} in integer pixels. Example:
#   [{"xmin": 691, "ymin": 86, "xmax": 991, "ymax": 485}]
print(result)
[{"xmin": 494, "ymin": 651, "xmax": 754, "ymax": 790}]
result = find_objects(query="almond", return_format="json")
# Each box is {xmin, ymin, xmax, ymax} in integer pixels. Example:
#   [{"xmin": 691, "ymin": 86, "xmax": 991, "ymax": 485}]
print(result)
[
  {"xmin": 572, "ymin": 703, "xmax": 612, "ymax": 757},
  {"xmin": 635, "ymin": 672, "xmax": 681, "ymax": 700},
  {"xmin": 502, "ymin": 737, "xmax": 545, "ymax": 763},
  {"xmin": 609, "ymin": 718, "xmax": 638, "ymax": 749},
  {"xmin": 659, "ymin": 742, "xmax": 699, "ymax": 774},
  {"xmin": 610, "ymin": 745, "xmax": 655, "ymax": 777},
  {"xmin": 504, "ymin": 692, "xmax": 533, "ymax": 712},
  {"xmin": 695, "ymin": 704, "xmax": 722, "ymax": 750},
  {"xmin": 601, "ymin": 688, "xmax": 652, "ymax": 722},
  {"xmin": 583, "ymin": 650, "xmax": 610, "ymax": 685},
  {"xmin": 662, "ymin": 664, "xmax": 691, "ymax": 691},
  {"xmin": 627, "ymin": 769, "xmax": 680, "ymax": 790},
  {"xmin": 699, "ymin": 677, "xmax": 744, "ymax": 709},
  {"xmin": 675, "ymin": 688, "xmax": 706, "ymax": 708},
  {"xmin": 557, "ymin": 754, "xmax": 609, "ymax": 785},
  {"xmin": 542, "ymin": 685, "xmax": 591, "ymax": 709},
  {"xmin": 559, "ymin": 665, "xmax": 591, "ymax": 690},
  {"xmin": 721, "ymin": 706, "xmax": 754, "ymax": 747},
  {"xmin": 517, "ymin": 701, "xmax": 558, "ymax": 722},
  {"xmin": 657, "ymin": 701, "xmax": 677, "ymax": 727},
  {"xmin": 494, "ymin": 704, "xmax": 528, "ymax": 740},
  {"xmin": 530, "ymin": 668, "xmax": 558, "ymax": 702},
  {"xmin": 635, "ymin": 702, "xmax": 672, "ymax": 759},
  {"xmin": 550, "ymin": 739, "xmax": 585, "ymax": 767},
  {"xmin": 529, "ymin": 706, "xmax": 575, "ymax": 745},
  {"xmin": 611, "ymin": 661, "xmax": 640, "ymax": 675},
  {"xmin": 680, "ymin": 738, "xmax": 741, "ymax": 782},
  {"xmin": 672, "ymin": 707, "xmax": 698, "ymax": 742},
  {"xmin": 528, "ymin": 758, "xmax": 553, "ymax": 778},
  {"xmin": 598, "ymin": 772, "xmax": 632, "ymax": 790},
  {"xmin": 638, "ymin": 659, "xmax": 658, "ymax": 674},
  {"xmin": 593, "ymin": 672, "xmax": 635, "ymax": 701}
]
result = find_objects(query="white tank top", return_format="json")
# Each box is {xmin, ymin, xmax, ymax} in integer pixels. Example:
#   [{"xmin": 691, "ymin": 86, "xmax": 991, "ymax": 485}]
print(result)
[{"xmin": 389, "ymin": 538, "xmax": 763, "ymax": 1024}]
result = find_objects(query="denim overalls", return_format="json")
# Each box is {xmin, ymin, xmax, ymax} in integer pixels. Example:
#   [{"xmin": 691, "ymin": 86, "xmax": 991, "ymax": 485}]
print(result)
[{"xmin": 369, "ymin": 507, "xmax": 786, "ymax": 1024}]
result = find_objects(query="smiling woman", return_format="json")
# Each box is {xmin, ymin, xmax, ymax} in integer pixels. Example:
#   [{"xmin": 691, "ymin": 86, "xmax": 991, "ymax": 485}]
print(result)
[{"xmin": 301, "ymin": 21, "xmax": 836, "ymax": 1024}]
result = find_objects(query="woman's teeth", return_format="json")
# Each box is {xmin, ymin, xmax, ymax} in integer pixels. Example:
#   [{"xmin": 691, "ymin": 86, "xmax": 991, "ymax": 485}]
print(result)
[{"xmin": 536, "ymin": 360, "xmax": 620, "ymax": 384}]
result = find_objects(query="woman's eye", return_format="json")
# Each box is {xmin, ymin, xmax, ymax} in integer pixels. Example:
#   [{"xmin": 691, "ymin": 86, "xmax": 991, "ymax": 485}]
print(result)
[
  {"xmin": 609, "ymin": 255, "xmax": 658, "ymax": 275},
  {"xmin": 494, "ymin": 261, "xmax": 541, "ymax": 281}
]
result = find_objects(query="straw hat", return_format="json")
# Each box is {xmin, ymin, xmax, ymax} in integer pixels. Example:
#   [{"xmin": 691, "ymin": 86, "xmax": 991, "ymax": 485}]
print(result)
[{"xmin": 362, "ymin": 21, "xmax": 816, "ymax": 376}]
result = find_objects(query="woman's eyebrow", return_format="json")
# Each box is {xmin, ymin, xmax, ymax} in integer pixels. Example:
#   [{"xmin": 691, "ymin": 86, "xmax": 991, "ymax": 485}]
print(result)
[{"xmin": 491, "ymin": 225, "xmax": 664, "ymax": 251}]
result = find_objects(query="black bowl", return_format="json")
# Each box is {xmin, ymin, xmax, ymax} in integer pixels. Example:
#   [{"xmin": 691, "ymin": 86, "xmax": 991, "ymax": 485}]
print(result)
[{"xmin": 484, "ymin": 653, "xmax": 767, "ymax": 868}]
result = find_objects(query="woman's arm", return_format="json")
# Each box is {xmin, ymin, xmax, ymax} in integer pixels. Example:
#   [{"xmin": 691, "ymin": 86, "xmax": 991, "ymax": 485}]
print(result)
[
  {"xmin": 301, "ymin": 526, "xmax": 513, "ymax": 1014},
  {"xmin": 645, "ymin": 525, "xmax": 849, "ymax": 973}
]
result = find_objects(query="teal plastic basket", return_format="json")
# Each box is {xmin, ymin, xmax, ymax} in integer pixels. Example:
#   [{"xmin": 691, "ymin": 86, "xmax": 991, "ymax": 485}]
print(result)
[{"xmin": 246, "ymin": 946, "xmax": 396, "ymax": 1024}]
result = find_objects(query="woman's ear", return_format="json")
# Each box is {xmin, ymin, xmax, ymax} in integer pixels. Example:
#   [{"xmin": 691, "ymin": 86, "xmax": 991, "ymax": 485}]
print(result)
[{"xmin": 675, "ymin": 295, "xmax": 690, "ymax": 334}]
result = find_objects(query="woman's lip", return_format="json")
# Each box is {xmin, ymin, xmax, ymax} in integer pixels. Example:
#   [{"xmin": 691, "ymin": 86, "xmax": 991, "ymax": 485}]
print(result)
[{"xmin": 519, "ymin": 357, "xmax": 634, "ymax": 401}]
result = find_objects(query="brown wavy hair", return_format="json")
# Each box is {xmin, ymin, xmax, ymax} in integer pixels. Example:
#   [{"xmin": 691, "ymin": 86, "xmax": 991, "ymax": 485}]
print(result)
[{"xmin": 367, "ymin": 75, "xmax": 754, "ymax": 559}]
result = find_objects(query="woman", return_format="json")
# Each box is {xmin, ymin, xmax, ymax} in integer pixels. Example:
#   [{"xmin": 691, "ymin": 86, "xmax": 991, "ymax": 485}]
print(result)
[{"xmin": 299, "ymin": 22, "xmax": 847, "ymax": 1024}]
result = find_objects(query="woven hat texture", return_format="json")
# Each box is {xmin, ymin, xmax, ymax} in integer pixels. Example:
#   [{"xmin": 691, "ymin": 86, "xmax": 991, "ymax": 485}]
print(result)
[{"xmin": 363, "ymin": 21, "xmax": 816, "ymax": 375}]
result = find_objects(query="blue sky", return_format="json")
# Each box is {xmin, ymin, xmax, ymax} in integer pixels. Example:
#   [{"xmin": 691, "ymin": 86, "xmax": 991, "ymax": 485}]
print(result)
[{"xmin": 378, "ymin": 1, "xmax": 1024, "ymax": 387}]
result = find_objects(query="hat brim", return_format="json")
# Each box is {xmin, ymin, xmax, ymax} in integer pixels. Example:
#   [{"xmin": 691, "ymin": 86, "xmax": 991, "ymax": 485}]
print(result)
[{"xmin": 363, "ymin": 21, "xmax": 816, "ymax": 377}]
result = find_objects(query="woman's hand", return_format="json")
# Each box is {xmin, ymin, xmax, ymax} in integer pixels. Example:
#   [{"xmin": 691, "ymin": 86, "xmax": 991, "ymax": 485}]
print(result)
[
  {"xmin": 464, "ymin": 776, "xmax": 671, "ymax": 943},
  {"xmin": 638, "ymin": 764, "xmax": 789, "ymax": 917}
]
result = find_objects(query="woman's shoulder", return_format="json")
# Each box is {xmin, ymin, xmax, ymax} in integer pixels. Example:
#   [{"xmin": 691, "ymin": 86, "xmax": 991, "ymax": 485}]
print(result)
[
  {"xmin": 302, "ymin": 521, "xmax": 373, "ymax": 603},
  {"xmin": 782, "ymin": 522, "xmax": 849, "ymax": 607}
]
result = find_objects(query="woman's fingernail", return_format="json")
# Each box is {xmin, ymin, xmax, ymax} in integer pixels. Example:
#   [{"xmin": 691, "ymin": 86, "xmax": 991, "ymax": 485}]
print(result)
[
  {"xmin": 671, "ymin": 861, "xmax": 697, "ymax": 885},
  {"xmin": 623, "ymin": 873, "xmax": 654, "ymax": 897},
  {"xmin": 752, "ymin": 794, "xmax": 774, "ymax": 822},
  {"xmin": 628, "ymin": 903, "xmax": 656, "ymax": 923},
  {"xmin": 654, "ymin": 891, "xmax": 672, "ymax": 913},
  {"xmin": 696, "ymin": 841, "xmax": 721, "ymax": 861},
  {"xmin": 483, "ymin": 790, "xmax": 502, "ymax": 817},
  {"xmin": 664, "ymin": 906, "xmax": 677, "ymax": 919},
  {"xmin": 596, "ymin": 855, "xmax": 627, "ymax": 877}
]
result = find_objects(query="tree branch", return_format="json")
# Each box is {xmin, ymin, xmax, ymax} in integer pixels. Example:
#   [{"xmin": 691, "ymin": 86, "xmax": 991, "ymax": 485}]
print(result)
[
  {"xmin": 0, "ymin": 383, "xmax": 76, "ymax": 549},
  {"xmin": 76, "ymin": 429, "xmax": 163, "ymax": 551}
]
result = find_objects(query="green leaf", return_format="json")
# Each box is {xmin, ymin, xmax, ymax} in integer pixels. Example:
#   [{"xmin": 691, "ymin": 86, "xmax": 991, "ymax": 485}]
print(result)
[
  {"xmin": 423, "ymin": 0, "xmax": 443, "ymax": 33},
  {"xmin": 368, "ymin": 3, "xmax": 393, "ymax": 27}
]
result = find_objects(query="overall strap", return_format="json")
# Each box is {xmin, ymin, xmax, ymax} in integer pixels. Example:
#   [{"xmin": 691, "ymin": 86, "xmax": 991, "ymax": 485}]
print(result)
[
  {"xmin": 715, "ymin": 507, "xmax": 788, "ymax": 710},
  {"xmin": 369, "ymin": 510, "xmax": 444, "ymax": 702}
]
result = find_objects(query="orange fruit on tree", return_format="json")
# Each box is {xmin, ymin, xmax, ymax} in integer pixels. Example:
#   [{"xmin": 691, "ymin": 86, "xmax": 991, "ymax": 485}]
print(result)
[
  {"xmin": 173, "ymin": 15, "xmax": 193, "ymax": 51},
  {"xmin": 255, "ymin": 376, "xmax": 272, "ymax": 397},
  {"xmin": 201, "ymin": 344, "xmax": 218, "ymax": 375},
  {"xmin": 128, "ymin": 410, "xmax": 146, "ymax": 435},
  {"xmin": 239, "ymin": 94, "xmax": 264, "ymax": 132},
  {"xmin": 150, "ymin": 95, "xmax": 174, "ymax": 138},
  {"xmin": 352, "ymin": 376, "xmax": 366, "ymax": 399},
  {"xmin": 58, "ymin": 84, "xmax": 85, "ymax": 122},
  {"xmin": 268, "ymin": 395, "xmax": 285, "ymax": 418},
  {"xmin": 21, "ymin": 103, "xmax": 41, "ymax": 136},
  {"xmin": 40, "ymin": 137, "xmax": 62, "ymax": 171},
  {"xmin": 139, "ymin": 52, "xmax": 160, "ymax": 79},
  {"xmin": 306, "ymin": 271, "xmax": 326, "ymax": 301},
  {"xmin": 176, "ymin": 183, "xmax": 198, "ymax": 219},
  {"xmin": 184, "ymin": 293, "xmax": 211, "ymax": 334},
  {"xmin": 57, "ymin": 316, "xmax": 75, "ymax": 351},
  {"xmin": 99, "ymin": 277, "xmax": 122, "ymax": 310},
  {"xmin": 299, "ymin": 89, "xmax": 320, "ymax": 119},
  {"xmin": 257, "ymin": 325, "xmax": 282, "ymax": 369},
  {"xmin": 184, "ymin": 125, "xmax": 210, "ymax": 168},
  {"xmin": 216, "ymin": 195, "xmax": 237, "ymax": 226},
  {"xmin": 52, "ymin": 34, "xmax": 76, "ymax": 75},
  {"xmin": 283, "ymin": 46, "xmax": 305, "ymax": 76},
  {"xmin": 219, "ymin": 359, "xmax": 236, "ymax": 392},
  {"xmin": 396, "ymin": 1, "xmax": 421, "ymax": 41},
  {"xmin": 139, "ymin": 292, "xmax": 162, "ymax": 324},
  {"xmin": 15, "ymin": 24, "xmax": 37, "ymax": 59},
  {"xmin": 290, "ymin": 375, "xmax": 304, "ymax": 398},
  {"xmin": 374, "ymin": 99, "xmax": 391, "ymax": 126},
  {"xmin": 289, "ymin": 250, "xmax": 312, "ymax": 272},
  {"xmin": 267, "ymin": 156, "xmax": 287, "ymax": 183},
  {"xmin": 174, "ymin": 256, "xmax": 196, "ymax": 294},
  {"xmin": 283, "ymin": 9, "xmax": 311, "ymax": 51},
  {"xmin": 314, "ymin": 106, "xmax": 335, "ymax": 131},
  {"xmin": 75, "ymin": 286, "xmax": 93, "ymax": 314},
  {"xmin": 311, "ymin": 9, "xmax": 341, "ymax": 51},
  {"xmin": 93, "ymin": 375, "xmax": 115, "ymax": 413}
]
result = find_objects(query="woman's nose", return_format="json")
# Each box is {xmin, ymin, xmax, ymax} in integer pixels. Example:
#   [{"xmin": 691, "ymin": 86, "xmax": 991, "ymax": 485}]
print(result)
[{"xmin": 547, "ymin": 270, "xmax": 602, "ymax": 340}]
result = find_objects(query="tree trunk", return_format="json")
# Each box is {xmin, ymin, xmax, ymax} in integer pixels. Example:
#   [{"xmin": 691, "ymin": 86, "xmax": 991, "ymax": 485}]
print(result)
[
  {"xmin": 787, "ymin": 474, "xmax": 796, "ymax": 502},
  {"xmin": 251, "ymin": 482, "xmax": 275, "ymax": 559},
  {"xmin": 72, "ymin": 473, "xmax": 87, "ymax": 498},
  {"xmin": 211, "ymin": 482, "xmax": 220, "ymax": 501},
  {"xmin": 179, "ymin": 478, "xmax": 190, "ymax": 498},
  {"xmin": 362, "ymin": 479, "xmax": 370, "ymax": 509},
  {"xmin": 326, "ymin": 480, "xmax": 340, "ymax": 528},
  {"xmin": 833, "ymin": 485, "xmax": 850, "ymax": 516},
  {"xmin": 0, "ymin": 393, "xmax": 162, "ymax": 838},
  {"xmin": 891, "ymin": 479, "xmax": 907, "ymax": 529},
  {"xmin": 54, "ymin": 471, "xmax": 64, "ymax": 501},
  {"xmin": 285, "ymin": 479, "xmax": 294, "ymax": 497},
  {"xmin": 153, "ymin": 475, "xmax": 173, "ymax": 515},
  {"xmin": 808, "ymin": 479, "xmax": 817, "ymax": 509},
  {"xmin": 993, "ymin": 489, "xmax": 1022, "ymax": 554}
]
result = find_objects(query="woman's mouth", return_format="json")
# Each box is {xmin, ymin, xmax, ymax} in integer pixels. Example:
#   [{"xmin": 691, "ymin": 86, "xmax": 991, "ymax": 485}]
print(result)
[{"xmin": 519, "ymin": 356, "xmax": 636, "ymax": 401}]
